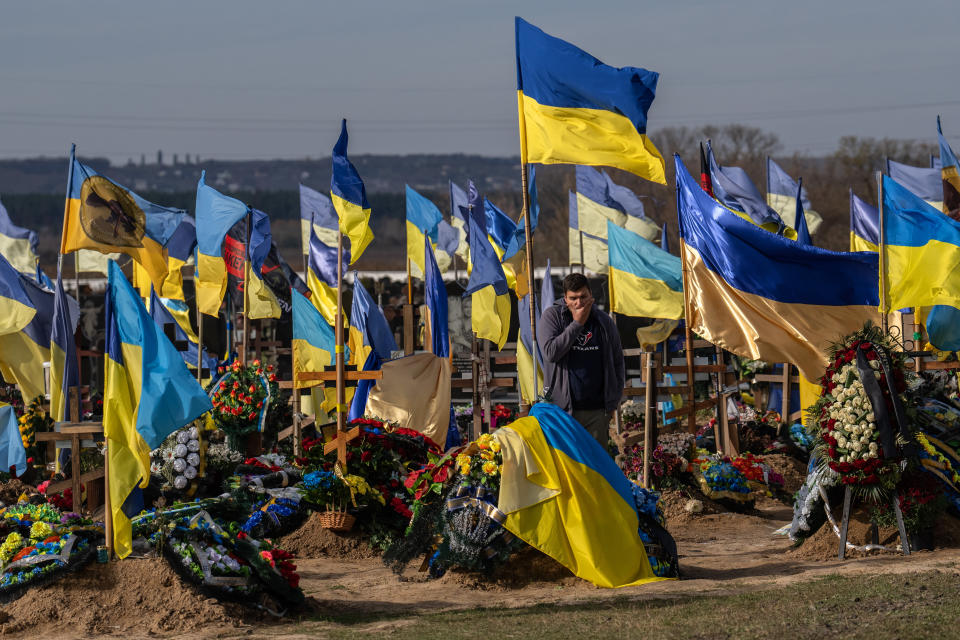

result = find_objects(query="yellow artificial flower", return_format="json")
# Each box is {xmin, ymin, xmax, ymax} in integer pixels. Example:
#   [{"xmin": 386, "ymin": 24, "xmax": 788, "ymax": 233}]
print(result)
[
  {"xmin": 459, "ymin": 464, "xmax": 471, "ymax": 475},
  {"xmin": 480, "ymin": 450, "xmax": 494, "ymax": 461},
  {"xmin": 490, "ymin": 440, "xmax": 501, "ymax": 453},
  {"xmin": 482, "ymin": 461, "xmax": 498, "ymax": 475},
  {"xmin": 455, "ymin": 453, "xmax": 471, "ymax": 467}
]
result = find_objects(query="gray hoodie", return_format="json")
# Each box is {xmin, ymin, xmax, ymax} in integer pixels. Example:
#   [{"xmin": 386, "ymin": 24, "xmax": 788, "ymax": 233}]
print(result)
[{"xmin": 537, "ymin": 299, "xmax": 625, "ymax": 413}]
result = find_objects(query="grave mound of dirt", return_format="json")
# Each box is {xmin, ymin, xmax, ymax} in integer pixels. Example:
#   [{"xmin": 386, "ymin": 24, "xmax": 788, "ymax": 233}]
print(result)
[
  {"xmin": 0, "ymin": 558, "xmax": 266, "ymax": 637},
  {"xmin": 761, "ymin": 453, "xmax": 808, "ymax": 495},
  {"xmin": 277, "ymin": 512, "xmax": 379, "ymax": 559},
  {"xmin": 791, "ymin": 507, "xmax": 960, "ymax": 561},
  {"xmin": 659, "ymin": 486, "xmax": 735, "ymax": 528},
  {"xmin": 439, "ymin": 546, "xmax": 578, "ymax": 590}
]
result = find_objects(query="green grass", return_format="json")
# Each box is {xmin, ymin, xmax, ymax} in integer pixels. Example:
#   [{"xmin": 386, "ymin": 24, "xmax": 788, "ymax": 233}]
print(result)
[{"xmin": 282, "ymin": 570, "xmax": 960, "ymax": 640}]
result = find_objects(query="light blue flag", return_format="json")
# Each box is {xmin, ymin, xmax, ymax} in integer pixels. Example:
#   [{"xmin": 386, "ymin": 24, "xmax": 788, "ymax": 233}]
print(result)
[
  {"xmin": 0, "ymin": 197, "xmax": 38, "ymax": 276},
  {"xmin": 406, "ymin": 185, "xmax": 443, "ymax": 242},
  {"xmin": 0, "ymin": 404, "xmax": 26, "ymax": 476},
  {"xmin": 299, "ymin": 183, "xmax": 338, "ymax": 254},
  {"xmin": 449, "ymin": 181, "xmax": 469, "ymax": 225},
  {"xmin": 886, "ymin": 159, "xmax": 941, "ymax": 204},
  {"xmin": 424, "ymin": 239, "xmax": 449, "ymax": 358},
  {"xmin": 436, "ymin": 220, "xmax": 460, "ymax": 257}
]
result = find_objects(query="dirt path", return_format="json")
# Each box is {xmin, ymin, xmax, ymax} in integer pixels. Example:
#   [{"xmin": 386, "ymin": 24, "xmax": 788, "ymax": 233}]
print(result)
[{"xmin": 236, "ymin": 501, "xmax": 960, "ymax": 638}]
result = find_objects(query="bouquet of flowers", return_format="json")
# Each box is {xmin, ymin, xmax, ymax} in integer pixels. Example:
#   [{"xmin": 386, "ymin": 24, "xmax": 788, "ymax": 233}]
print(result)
[
  {"xmin": 208, "ymin": 359, "xmax": 281, "ymax": 450},
  {"xmin": 695, "ymin": 455, "xmax": 752, "ymax": 502},
  {"xmin": 17, "ymin": 397, "xmax": 52, "ymax": 468},
  {"xmin": 151, "ymin": 424, "xmax": 203, "ymax": 491},
  {"xmin": 454, "ymin": 433, "xmax": 502, "ymax": 489},
  {"xmin": 810, "ymin": 324, "xmax": 909, "ymax": 496},
  {"xmin": 730, "ymin": 453, "xmax": 785, "ymax": 492}
]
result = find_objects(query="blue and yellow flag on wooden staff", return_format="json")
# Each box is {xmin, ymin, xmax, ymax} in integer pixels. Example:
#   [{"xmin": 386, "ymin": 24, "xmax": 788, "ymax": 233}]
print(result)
[
  {"xmin": 881, "ymin": 173, "xmax": 960, "ymax": 312},
  {"xmin": 299, "ymin": 183, "xmax": 339, "ymax": 255},
  {"xmin": 567, "ymin": 190, "xmax": 606, "ymax": 273},
  {"xmin": 49, "ymin": 271, "xmax": 80, "ymax": 422},
  {"xmin": 0, "ymin": 197, "xmax": 38, "ymax": 276},
  {"xmin": 331, "ymin": 119, "xmax": 374, "ymax": 262},
  {"xmin": 292, "ymin": 288, "xmax": 337, "ymax": 389},
  {"xmin": 766, "ymin": 157, "xmax": 823, "ymax": 234},
  {"xmin": 938, "ymin": 116, "xmax": 960, "ymax": 219},
  {"xmin": 886, "ymin": 158, "xmax": 943, "ymax": 210},
  {"xmin": 0, "ymin": 272, "xmax": 72, "ymax": 403},
  {"xmin": 306, "ymin": 227, "xmax": 347, "ymax": 326},
  {"xmin": 158, "ymin": 214, "xmax": 196, "ymax": 304},
  {"xmin": 104, "ymin": 260, "xmax": 212, "ymax": 559},
  {"xmin": 348, "ymin": 275, "xmax": 397, "ymax": 368},
  {"xmin": 515, "ymin": 17, "xmax": 665, "ymax": 184},
  {"xmin": 607, "ymin": 221, "xmax": 683, "ymax": 320},
  {"xmin": 495, "ymin": 403, "xmax": 667, "ymax": 588},
  {"xmin": 516, "ymin": 292, "xmax": 542, "ymax": 405},
  {"xmin": 406, "ymin": 185, "xmax": 444, "ymax": 277},
  {"xmin": 676, "ymin": 155, "xmax": 880, "ymax": 380},
  {"xmin": 195, "ymin": 171, "xmax": 248, "ymax": 316},
  {"xmin": 62, "ymin": 149, "xmax": 185, "ymax": 291},
  {"xmin": 849, "ymin": 190, "xmax": 879, "ymax": 252},
  {"xmin": 465, "ymin": 207, "xmax": 511, "ymax": 349}
]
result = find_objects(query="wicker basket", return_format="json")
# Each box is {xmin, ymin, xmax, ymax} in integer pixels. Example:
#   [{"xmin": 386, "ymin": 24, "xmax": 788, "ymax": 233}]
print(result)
[{"xmin": 317, "ymin": 509, "xmax": 356, "ymax": 532}]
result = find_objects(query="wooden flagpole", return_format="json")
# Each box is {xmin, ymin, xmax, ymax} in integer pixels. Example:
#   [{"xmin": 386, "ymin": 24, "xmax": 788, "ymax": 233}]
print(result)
[
  {"xmin": 877, "ymin": 170, "xmax": 889, "ymax": 334},
  {"xmin": 678, "ymin": 184, "xmax": 697, "ymax": 434},
  {"xmin": 241, "ymin": 208, "xmax": 251, "ymax": 364},
  {"xmin": 516, "ymin": 93, "xmax": 539, "ymax": 403},
  {"xmin": 335, "ymin": 230, "xmax": 346, "ymax": 446}
]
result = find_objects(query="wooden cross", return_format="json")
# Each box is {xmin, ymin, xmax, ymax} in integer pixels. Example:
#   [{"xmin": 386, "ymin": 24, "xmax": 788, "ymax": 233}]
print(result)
[{"xmin": 296, "ymin": 366, "xmax": 383, "ymax": 470}]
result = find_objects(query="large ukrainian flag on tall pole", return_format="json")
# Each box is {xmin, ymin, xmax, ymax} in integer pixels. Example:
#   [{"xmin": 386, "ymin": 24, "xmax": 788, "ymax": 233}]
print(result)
[
  {"xmin": 881, "ymin": 174, "xmax": 960, "ymax": 313},
  {"xmin": 515, "ymin": 17, "xmax": 666, "ymax": 184},
  {"xmin": 61, "ymin": 147, "xmax": 185, "ymax": 291},
  {"xmin": 676, "ymin": 155, "xmax": 880, "ymax": 380},
  {"xmin": 104, "ymin": 260, "xmax": 212, "ymax": 558},
  {"xmin": 331, "ymin": 119, "xmax": 374, "ymax": 262},
  {"xmin": 607, "ymin": 221, "xmax": 684, "ymax": 320}
]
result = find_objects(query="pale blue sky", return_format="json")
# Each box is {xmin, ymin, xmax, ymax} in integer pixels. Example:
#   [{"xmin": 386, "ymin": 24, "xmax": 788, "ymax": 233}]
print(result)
[{"xmin": 2, "ymin": 0, "xmax": 958, "ymax": 163}]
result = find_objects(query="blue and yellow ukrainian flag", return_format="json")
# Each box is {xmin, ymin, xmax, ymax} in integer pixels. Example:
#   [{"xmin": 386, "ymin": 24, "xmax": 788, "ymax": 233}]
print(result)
[
  {"xmin": 495, "ymin": 403, "xmax": 667, "ymax": 588},
  {"xmin": 465, "ymin": 208, "xmax": 511, "ymax": 349},
  {"xmin": 882, "ymin": 174, "xmax": 960, "ymax": 312},
  {"xmin": 568, "ymin": 190, "xmax": 607, "ymax": 273},
  {"xmin": 938, "ymin": 116, "xmax": 960, "ymax": 218},
  {"xmin": 104, "ymin": 260, "xmax": 212, "ymax": 558},
  {"xmin": 62, "ymin": 149, "xmax": 184, "ymax": 291},
  {"xmin": 607, "ymin": 221, "xmax": 683, "ymax": 320},
  {"xmin": 886, "ymin": 158, "xmax": 943, "ymax": 210},
  {"xmin": 245, "ymin": 209, "xmax": 281, "ymax": 319},
  {"xmin": 0, "ymin": 198, "xmax": 38, "ymax": 276},
  {"xmin": 406, "ymin": 185, "xmax": 443, "ymax": 277},
  {"xmin": 49, "ymin": 271, "xmax": 80, "ymax": 422},
  {"xmin": 331, "ymin": 120, "xmax": 374, "ymax": 262},
  {"xmin": 424, "ymin": 239, "xmax": 448, "ymax": 358},
  {"xmin": 0, "ymin": 252, "xmax": 37, "ymax": 337},
  {"xmin": 159, "ymin": 214, "xmax": 196, "ymax": 301},
  {"xmin": 299, "ymin": 183, "xmax": 339, "ymax": 255},
  {"xmin": 195, "ymin": 171, "xmax": 249, "ymax": 316},
  {"xmin": 306, "ymin": 227, "xmax": 347, "ymax": 327},
  {"xmin": 849, "ymin": 190, "xmax": 879, "ymax": 252},
  {"xmin": 0, "ymin": 272, "xmax": 62, "ymax": 403},
  {"xmin": 676, "ymin": 155, "xmax": 880, "ymax": 380},
  {"xmin": 766, "ymin": 157, "xmax": 823, "ymax": 233},
  {"xmin": 292, "ymin": 288, "xmax": 337, "ymax": 390},
  {"xmin": 515, "ymin": 17, "xmax": 665, "ymax": 184},
  {"xmin": 348, "ymin": 275, "xmax": 397, "ymax": 368}
]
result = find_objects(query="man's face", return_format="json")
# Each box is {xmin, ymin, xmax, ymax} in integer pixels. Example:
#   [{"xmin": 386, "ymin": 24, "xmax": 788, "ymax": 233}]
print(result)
[{"xmin": 564, "ymin": 287, "xmax": 592, "ymax": 310}]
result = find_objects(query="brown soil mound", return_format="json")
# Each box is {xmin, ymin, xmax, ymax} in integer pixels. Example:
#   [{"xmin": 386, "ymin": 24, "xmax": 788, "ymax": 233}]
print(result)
[
  {"xmin": 791, "ymin": 507, "xmax": 960, "ymax": 562},
  {"xmin": 277, "ymin": 512, "xmax": 379, "ymax": 559},
  {"xmin": 761, "ymin": 454, "xmax": 808, "ymax": 495},
  {"xmin": 0, "ymin": 558, "xmax": 264, "ymax": 637},
  {"xmin": 659, "ymin": 486, "xmax": 729, "ymax": 528},
  {"xmin": 0, "ymin": 479, "xmax": 38, "ymax": 506},
  {"xmin": 439, "ymin": 546, "xmax": 578, "ymax": 590}
]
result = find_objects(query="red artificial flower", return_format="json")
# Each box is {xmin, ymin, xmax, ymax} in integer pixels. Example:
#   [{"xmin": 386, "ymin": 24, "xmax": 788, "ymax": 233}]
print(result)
[
  {"xmin": 360, "ymin": 450, "xmax": 372, "ymax": 462},
  {"xmin": 269, "ymin": 373, "xmax": 277, "ymax": 382},
  {"xmin": 432, "ymin": 466, "xmax": 449, "ymax": 483},
  {"xmin": 248, "ymin": 385, "xmax": 256, "ymax": 394}
]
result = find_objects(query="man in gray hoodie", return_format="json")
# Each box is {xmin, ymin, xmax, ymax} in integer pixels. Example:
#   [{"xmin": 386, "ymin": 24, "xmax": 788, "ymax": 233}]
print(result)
[{"xmin": 537, "ymin": 273, "xmax": 624, "ymax": 446}]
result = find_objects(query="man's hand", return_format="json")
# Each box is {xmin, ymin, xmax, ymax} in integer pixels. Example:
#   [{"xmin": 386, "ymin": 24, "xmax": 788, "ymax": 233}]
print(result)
[{"xmin": 569, "ymin": 293, "xmax": 593, "ymax": 325}]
